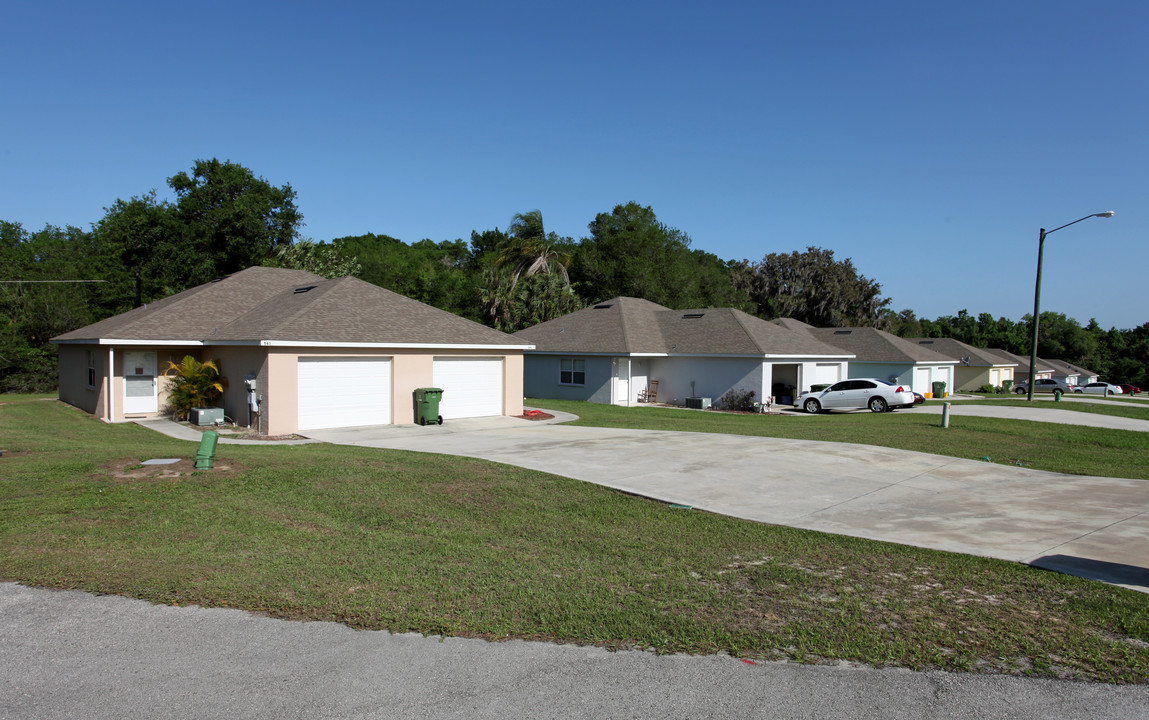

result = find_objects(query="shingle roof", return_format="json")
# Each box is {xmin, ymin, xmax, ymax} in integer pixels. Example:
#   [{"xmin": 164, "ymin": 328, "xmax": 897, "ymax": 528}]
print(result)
[
  {"xmin": 984, "ymin": 349, "xmax": 1056, "ymax": 375},
  {"xmin": 53, "ymin": 266, "xmax": 325, "ymax": 342},
  {"xmin": 1040, "ymin": 358, "xmax": 1098, "ymax": 377},
  {"xmin": 805, "ymin": 327, "xmax": 958, "ymax": 363},
  {"xmin": 513, "ymin": 299, "xmax": 854, "ymax": 357},
  {"xmin": 53, "ymin": 267, "xmax": 526, "ymax": 347},
  {"xmin": 906, "ymin": 338, "xmax": 1018, "ymax": 368}
]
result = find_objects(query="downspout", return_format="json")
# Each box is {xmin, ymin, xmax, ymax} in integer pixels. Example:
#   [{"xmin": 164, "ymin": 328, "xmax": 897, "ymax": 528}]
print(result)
[{"xmin": 107, "ymin": 347, "xmax": 115, "ymax": 422}]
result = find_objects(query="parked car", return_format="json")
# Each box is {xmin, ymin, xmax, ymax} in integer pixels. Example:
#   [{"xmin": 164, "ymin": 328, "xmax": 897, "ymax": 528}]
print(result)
[
  {"xmin": 1117, "ymin": 384, "xmax": 1141, "ymax": 395},
  {"xmin": 1013, "ymin": 378, "xmax": 1072, "ymax": 397},
  {"xmin": 1075, "ymin": 382, "xmax": 1124, "ymax": 395},
  {"xmin": 796, "ymin": 378, "xmax": 915, "ymax": 413},
  {"xmin": 912, "ymin": 391, "xmax": 925, "ymax": 405}
]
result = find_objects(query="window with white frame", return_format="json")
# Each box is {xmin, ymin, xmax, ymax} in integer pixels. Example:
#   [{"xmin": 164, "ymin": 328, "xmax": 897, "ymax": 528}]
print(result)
[
  {"xmin": 86, "ymin": 350, "xmax": 96, "ymax": 388},
  {"xmin": 560, "ymin": 358, "xmax": 585, "ymax": 386}
]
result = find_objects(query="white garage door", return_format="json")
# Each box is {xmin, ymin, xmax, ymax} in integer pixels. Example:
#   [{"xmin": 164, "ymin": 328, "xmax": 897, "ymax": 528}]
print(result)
[
  {"xmin": 298, "ymin": 357, "xmax": 392, "ymax": 430},
  {"xmin": 914, "ymin": 367, "xmax": 931, "ymax": 394},
  {"xmin": 433, "ymin": 357, "xmax": 504, "ymax": 419},
  {"xmin": 814, "ymin": 363, "xmax": 842, "ymax": 386}
]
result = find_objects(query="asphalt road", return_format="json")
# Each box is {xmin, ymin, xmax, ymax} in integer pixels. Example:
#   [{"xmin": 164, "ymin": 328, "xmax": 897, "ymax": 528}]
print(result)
[{"xmin": 3, "ymin": 582, "xmax": 1147, "ymax": 719}]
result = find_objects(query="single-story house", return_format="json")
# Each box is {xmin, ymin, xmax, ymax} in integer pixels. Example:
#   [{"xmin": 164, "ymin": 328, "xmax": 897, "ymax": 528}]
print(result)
[
  {"xmin": 51, "ymin": 266, "xmax": 532, "ymax": 434},
  {"xmin": 1042, "ymin": 359, "xmax": 1099, "ymax": 387},
  {"xmin": 986, "ymin": 349, "xmax": 1056, "ymax": 381},
  {"xmin": 908, "ymin": 338, "xmax": 1018, "ymax": 391},
  {"xmin": 785, "ymin": 323, "xmax": 959, "ymax": 397},
  {"xmin": 512, "ymin": 297, "xmax": 854, "ymax": 407}
]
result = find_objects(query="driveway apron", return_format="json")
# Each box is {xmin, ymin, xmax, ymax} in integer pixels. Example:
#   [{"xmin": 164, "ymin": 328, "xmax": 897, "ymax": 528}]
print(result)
[{"xmin": 303, "ymin": 419, "xmax": 1149, "ymax": 592}]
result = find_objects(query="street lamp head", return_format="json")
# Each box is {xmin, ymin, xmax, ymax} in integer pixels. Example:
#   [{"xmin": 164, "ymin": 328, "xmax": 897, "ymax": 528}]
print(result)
[{"xmin": 1094, "ymin": 211, "xmax": 1115, "ymax": 218}]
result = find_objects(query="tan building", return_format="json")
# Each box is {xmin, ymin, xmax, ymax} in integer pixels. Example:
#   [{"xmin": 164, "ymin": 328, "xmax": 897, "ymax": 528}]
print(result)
[
  {"xmin": 908, "ymin": 338, "xmax": 1018, "ymax": 391},
  {"xmin": 52, "ymin": 267, "xmax": 531, "ymax": 434}
]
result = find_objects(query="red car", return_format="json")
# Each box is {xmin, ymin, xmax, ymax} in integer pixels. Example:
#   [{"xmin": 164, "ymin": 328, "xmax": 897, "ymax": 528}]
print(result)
[{"xmin": 1118, "ymin": 384, "xmax": 1141, "ymax": 395}]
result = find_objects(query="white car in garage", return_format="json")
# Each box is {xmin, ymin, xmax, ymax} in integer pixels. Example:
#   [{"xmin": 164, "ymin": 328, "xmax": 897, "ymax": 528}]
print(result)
[{"xmin": 796, "ymin": 378, "xmax": 915, "ymax": 414}]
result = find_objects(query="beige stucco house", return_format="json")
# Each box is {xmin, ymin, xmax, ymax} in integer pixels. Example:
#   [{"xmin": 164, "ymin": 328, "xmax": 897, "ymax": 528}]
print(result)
[
  {"xmin": 907, "ymin": 338, "xmax": 1018, "ymax": 391},
  {"xmin": 51, "ymin": 267, "xmax": 531, "ymax": 434}
]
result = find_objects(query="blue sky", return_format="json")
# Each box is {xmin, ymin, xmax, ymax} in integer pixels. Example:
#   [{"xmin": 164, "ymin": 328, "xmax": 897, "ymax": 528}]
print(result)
[{"xmin": 3, "ymin": 1, "xmax": 1145, "ymax": 328}]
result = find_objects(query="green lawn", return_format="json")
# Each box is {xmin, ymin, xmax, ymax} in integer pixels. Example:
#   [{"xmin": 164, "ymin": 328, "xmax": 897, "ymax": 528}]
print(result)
[
  {"xmin": 954, "ymin": 395, "xmax": 1149, "ymax": 421},
  {"xmin": 2, "ymin": 396, "xmax": 1148, "ymax": 683},
  {"xmin": 528, "ymin": 398, "xmax": 1149, "ymax": 480}
]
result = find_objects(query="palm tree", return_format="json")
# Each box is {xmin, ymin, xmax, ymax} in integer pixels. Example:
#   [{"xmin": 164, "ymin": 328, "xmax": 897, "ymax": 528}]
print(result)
[{"xmin": 495, "ymin": 210, "xmax": 571, "ymax": 289}]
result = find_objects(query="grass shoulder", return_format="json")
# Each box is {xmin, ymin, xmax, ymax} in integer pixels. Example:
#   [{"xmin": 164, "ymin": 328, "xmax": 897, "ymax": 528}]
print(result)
[{"xmin": 1, "ymin": 398, "xmax": 1147, "ymax": 683}]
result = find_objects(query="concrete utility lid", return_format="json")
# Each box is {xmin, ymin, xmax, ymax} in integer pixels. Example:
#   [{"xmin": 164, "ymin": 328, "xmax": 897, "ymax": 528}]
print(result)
[{"xmin": 140, "ymin": 458, "xmax": 182, "ymax": 465}]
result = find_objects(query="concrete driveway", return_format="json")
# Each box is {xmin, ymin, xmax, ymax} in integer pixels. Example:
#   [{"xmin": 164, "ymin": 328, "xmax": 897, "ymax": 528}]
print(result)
[{"xmin": 305, "ymin": 411, "xmax": 1149, "ymax": 591}]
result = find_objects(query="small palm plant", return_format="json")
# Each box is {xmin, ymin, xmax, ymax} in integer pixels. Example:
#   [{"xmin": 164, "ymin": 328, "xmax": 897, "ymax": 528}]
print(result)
[{"xmin": 163, "ymin": 356, "xmax": 225, "ymax": 420}]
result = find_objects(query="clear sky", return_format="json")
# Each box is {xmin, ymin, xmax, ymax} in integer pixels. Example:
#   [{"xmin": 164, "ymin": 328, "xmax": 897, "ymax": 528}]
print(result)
[{"xmin": 3, "ymin": 1, "xmax": 1145, "ymax": 328}]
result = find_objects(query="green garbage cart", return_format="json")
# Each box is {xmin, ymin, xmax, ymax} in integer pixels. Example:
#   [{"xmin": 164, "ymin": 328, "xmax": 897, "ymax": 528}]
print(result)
[
  {"xmin": 415, "ymin": 388, "xmax": 444, "ymax": 426},
  {"xmin": 932, "ymin": 381, "xmax": 947, "ymax": 399}
]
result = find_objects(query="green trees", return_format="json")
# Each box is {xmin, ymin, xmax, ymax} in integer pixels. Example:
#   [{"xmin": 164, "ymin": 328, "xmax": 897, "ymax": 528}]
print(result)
[
  {"xmin": 734, "ymin": 246, "xmax": 890, "ymax": 327},
  {"xmin": 263, "ymin": 239, "xmax": 362, "ymax": 279},
  {"xmin": 571, "ymin": 202, "xmax": 743, "ymax": 309},
  {"xmin": 481, "ymin": 210, "xmax": 580, "ymax": 332},
  {"xmin": 167, "ymin": 159, "xmax": 303, "ymax": 285},
  {"xmin": 0, "ymin": 223, "xmax": 102, "ymax": 392}
]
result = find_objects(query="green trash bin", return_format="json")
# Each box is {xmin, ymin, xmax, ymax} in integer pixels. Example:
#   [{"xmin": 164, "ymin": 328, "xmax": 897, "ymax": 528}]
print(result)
[
  {"xmin": 932, "ymin": 381, "xmax": 947, "ymax": 399},
  {"xmin": 415, "ymin": 388, "xmax": 444, "ymax": 426}
]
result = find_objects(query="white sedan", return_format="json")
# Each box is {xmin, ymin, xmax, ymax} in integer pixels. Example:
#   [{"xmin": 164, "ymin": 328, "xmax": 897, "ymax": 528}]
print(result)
[
  {"xmin": 1075, "ymin": 382, "xmax": 1124, "ymax": 395},
  {"xmin": 796, "ymin": 379, "xmax": 916, "ymax": 413}
]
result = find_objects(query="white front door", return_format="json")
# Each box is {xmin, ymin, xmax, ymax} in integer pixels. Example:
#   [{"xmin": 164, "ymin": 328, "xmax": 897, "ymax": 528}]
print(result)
[
  {"xmin": 122, "ymin": 351, "xmax": 158, "ymax": 414},
  {"xmin": 613, "ymin": 357, "xmax": 631, "ymax": 405}
]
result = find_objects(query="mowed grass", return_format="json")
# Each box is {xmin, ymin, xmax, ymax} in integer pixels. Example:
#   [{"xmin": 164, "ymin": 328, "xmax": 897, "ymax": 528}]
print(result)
[
  {"xmin": 954, "ymin": 395, "xmax": 1149, "ymax": 421},
  {"xmin": 2, "ymin": 397, "xmax": 1148, "ymax": 683},
  {"xmin": 531, "ymin": 398, "xmax": 1149, "ymax": 480}
]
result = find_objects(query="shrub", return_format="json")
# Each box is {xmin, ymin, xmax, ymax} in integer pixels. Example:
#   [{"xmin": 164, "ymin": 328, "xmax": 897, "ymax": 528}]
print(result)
[
  {"xmin": 978, "ymin": 383, "xmax": 996, "ymax": 394},
  {"xmin": 163, "ymin": 356, "xmax": 225, "ymax": 419},
  {"xmin": 718, "ymin": 387, "xmax": 756, "ymax": 411}
]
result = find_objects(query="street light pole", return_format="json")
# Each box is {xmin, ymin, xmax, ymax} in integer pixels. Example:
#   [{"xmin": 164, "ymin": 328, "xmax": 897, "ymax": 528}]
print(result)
[{"xmin": 1026, "ymin": 211, "xmax": 1115, "ymax": 401}]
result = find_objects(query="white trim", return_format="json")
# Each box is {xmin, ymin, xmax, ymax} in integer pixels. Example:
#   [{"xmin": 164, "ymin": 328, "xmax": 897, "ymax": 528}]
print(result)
[
  {"xmin": 52, "ymin": 338, "xmax": 205, "ymax": 346},
  {"xmin": 214, "ymin": 340, "xmax": 534, "ymax": 350},
  {"xmin": 525, "ymin": 351, "xmax": 855, "ymax": 359},
  {"xmin": 53, "ymin": 338, "xmax": 534, "ymax": 350},
  {"xmin": 107, "ymin": 347, "xmax": 115, "ymax": 422}
]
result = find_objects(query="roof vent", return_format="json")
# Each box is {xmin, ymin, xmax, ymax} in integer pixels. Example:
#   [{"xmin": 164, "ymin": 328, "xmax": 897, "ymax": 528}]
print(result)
[
  {"xmin": 833, "ymin": 330, "xmax": 852, "ymax": 335},
  {"xmin": 594, "ymin": 303, "xmax": 613, "ymax": 309},
  {"xmin": 682, "ymin": 313, "xmax": 705, "ymax": 319},
  {"xmin": 293, "ymin": 285, "xmax": 317, "ymax": 294},
  {"xmin": 919, "ymin": 340, "xmax": 933, "ymax": 345}
]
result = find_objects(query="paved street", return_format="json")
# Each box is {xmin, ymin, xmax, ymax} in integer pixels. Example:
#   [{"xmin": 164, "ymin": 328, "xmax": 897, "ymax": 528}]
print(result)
[{"xmin": 3, "ymin": 582, "xmax": 1146, "ymax": 719}]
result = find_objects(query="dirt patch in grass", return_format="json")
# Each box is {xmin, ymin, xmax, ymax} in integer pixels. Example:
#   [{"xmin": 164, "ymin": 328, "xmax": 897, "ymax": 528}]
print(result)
[{"xmin": 106, "ymin": 457, "xmax": 243, "ymax": 480}]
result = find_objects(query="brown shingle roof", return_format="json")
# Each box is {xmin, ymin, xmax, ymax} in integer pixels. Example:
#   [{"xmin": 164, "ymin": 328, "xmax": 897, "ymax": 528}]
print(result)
[
  {"xmin": 807, "ymin": 327, "xmax": 958, "ymax": 363},
  {"xmin": 53, "ymin": 266, "xmax": 324, "ymax": 342},
  {"xmin": 982, "ymin": 349, "xmax": 1056, "ymax": 375},
  {"xmin": 513, "ymin": 299, "xmax": 853, "ymax": 357},
  {"xmin": 53, "ymin": 267, "xmax": 526, "ymax": 347},
  {"xmin": 906, "ymin": 338, "xmax": 1018, "ymax": 368}
]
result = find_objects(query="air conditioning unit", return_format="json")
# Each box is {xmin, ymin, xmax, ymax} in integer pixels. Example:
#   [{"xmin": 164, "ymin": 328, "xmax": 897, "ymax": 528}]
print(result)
[
  {"xmin": 684, "ymin": 397, "xmax": 712, "ymax": 410},
  {"xmin": 190, "ymin": 407, "xmax": 224, "ymax": 426}
]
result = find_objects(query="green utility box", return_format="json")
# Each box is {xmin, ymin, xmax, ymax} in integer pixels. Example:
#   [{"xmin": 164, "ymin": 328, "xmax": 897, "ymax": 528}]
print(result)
[
  {"xmin": 932, "ymin": 381, "xmax": 947, "ymax": 399},
  {"xmin": 195, "ymin": 430, "xmax": 219, "ymax": 470},
  {"xmin": 415, "ymin": 388, "xmax": 444, "ymax": 426}
]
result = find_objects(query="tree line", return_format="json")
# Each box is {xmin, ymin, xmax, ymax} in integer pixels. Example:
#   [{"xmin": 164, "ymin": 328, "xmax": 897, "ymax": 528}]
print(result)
[{"xmin": 2, "ymin": 159, "xmax": 1145, "ymax": 393}]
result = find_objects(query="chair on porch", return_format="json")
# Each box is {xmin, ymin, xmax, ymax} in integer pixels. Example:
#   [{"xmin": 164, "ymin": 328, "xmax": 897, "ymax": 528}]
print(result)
[{"xmin": 638, "ymin": 380, "xmax": 659, "ymax": 403}]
